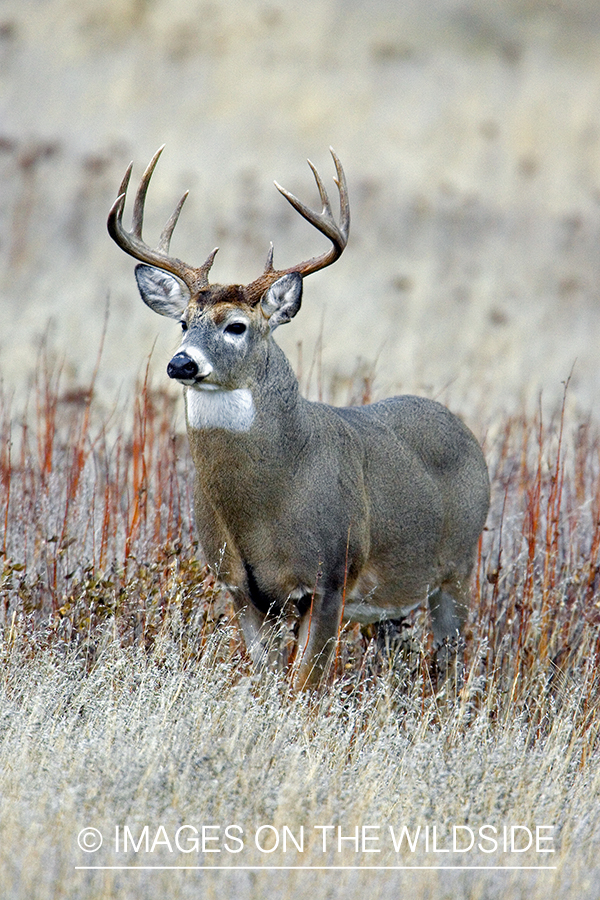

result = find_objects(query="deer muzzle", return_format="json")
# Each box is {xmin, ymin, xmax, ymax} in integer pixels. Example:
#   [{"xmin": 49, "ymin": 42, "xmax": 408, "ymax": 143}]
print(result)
[{"xmin": 167, "ymin": 352, "xmax": 200, "ymax": 383}]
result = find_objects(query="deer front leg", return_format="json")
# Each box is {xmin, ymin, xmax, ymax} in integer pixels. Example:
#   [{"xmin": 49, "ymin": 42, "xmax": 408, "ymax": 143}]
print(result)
[
  {"xmin": 230, "ymin": 590, "xmax": 269, "ymax": 668},
  {"xmin": 294, "ymin": 591, "xmax": 343, "ymax": 689},
  {"xmin": 230, "ymin": 590, "xmax": 297, "ymax": 674}
]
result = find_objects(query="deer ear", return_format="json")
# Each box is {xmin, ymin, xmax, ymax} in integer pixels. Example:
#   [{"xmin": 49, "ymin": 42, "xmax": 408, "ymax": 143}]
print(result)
[
  {"xmin": 135, "ymin": 264, "xmax": 189, "ymax": 319},
  {"xmin": 261, "ymin": 272, "xmax": 303, "ymax": 330}
]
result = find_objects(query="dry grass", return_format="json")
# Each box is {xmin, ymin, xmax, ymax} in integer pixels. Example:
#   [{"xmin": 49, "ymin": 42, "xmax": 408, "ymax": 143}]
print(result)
[{"xmin": 1, "ymin": 354, "xmax": 600, "ymax": 898}]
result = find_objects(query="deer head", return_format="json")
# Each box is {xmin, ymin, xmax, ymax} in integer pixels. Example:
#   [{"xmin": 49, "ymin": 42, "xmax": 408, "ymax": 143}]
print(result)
[{"xmin": 107, "ymin": 146, "xmax": 349, "ymax": 363}]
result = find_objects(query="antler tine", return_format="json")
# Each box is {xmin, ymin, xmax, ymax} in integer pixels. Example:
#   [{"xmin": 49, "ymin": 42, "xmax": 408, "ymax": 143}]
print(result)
[
  {"xmin": 117, "ymin": 161, "xmax": 134, "ymax": 201},
  {"xmin": 329, "ymin": 147, "xmax": 350, "ymax": 243},
  {"xmin": 264, "ymin": 242, "xmax": 275, "ymax": 274},
  {"xmin": 158, "ymin": 190, "xmax": 189, "ymax": 253},
  {"xmin": 106, "ymin": 161, "xmax": 134, "ymax": 242},
  {"xmin": 273, "ymin": 149, "xmax": 350, "ymax": 279},
  {"xmin": 199, "ymin": 247, "xmax": 220, "ymax": 280},
  {"xmin": 132, "ymin": 145, "xmax": 164, "ymax": 239},
  {"xmin": 306, "ymin": 158, "xmax": 334, "ymax": 222}
]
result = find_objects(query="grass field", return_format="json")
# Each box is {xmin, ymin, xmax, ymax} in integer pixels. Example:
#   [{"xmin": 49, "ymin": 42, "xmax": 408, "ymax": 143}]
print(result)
[
  {"xmin": 1, "ymin": 353, "xmax": 599, "ymax": 899},
  {"xmin": 3, "ymin": 2, "xmax": 600, "ymax": 895}
]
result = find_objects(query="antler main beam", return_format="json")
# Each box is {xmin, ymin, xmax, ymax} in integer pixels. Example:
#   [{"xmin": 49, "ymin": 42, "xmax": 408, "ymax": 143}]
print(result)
[{"xmin": 107, "ymin": 146, "xmax": 218, "ymax": 292}]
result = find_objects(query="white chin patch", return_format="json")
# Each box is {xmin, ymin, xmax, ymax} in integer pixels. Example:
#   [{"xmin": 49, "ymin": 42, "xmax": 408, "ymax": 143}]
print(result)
[{"xmin": 185, "ymin": 386, "xmax": 255, "ymax": 433}]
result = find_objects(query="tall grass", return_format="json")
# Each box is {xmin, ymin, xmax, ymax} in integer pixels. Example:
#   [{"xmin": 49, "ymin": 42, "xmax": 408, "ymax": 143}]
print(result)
[{"xmin": 1, "ymin": 357, "xmax": 599, "ymax": 898}]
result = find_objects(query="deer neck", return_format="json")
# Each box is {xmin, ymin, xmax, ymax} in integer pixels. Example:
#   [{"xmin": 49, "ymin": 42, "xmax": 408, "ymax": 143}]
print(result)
[{"xmin": 184, "ymin": 339, "xmax": 307, "ymax": 454}]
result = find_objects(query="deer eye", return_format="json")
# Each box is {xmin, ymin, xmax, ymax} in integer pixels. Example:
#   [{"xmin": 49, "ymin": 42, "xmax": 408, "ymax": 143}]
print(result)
[
  {"xmin": 225, "ymin": 322, "xmax": 247, "ymax": 335},
  {"xmin": 180, "ymin": 320, "xmax": 188, "ymax": 332}
]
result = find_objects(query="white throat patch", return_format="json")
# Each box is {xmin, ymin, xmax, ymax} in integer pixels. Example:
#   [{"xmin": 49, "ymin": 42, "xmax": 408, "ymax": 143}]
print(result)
[{"xmin": 185, "ymin": 386, "xmax": 255, "ymax": 433}]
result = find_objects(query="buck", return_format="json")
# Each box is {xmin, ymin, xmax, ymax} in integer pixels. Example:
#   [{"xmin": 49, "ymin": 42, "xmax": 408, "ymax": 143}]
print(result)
[{"xmin": 108, "ymin": 147, "xmax": 490, "ymax": 688}]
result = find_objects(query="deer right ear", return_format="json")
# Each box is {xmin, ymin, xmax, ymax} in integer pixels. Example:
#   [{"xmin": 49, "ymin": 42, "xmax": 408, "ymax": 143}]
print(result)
[
  {"xmin": 134, "ymin": 264, "xmax": 189, "ymax": 319},
  {"xmin": 260, "ymin": 272, "xmax": 303, "ymax": 330}
]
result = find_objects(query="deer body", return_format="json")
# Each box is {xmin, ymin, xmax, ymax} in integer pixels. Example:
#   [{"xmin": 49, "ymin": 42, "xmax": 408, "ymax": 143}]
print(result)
[{"xmin": 109, "ymin": 148, "xmax": 490, "ymax": 687}]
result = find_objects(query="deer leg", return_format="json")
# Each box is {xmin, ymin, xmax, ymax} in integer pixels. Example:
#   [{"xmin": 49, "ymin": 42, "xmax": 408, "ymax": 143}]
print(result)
[
  {"xmin": 231, "ymin": 591, "xmax": 297, "ymax": 673},
  {"xmin": 427, "ymin": 577, "xmax": 469, "ymax": 678},
  {"xmin": 294, "ymin": 591, "xmax": 343, "ymax": 689},
  {"xmin": 231, "ymin": 591, "xmax": 268, "ymax": 667}
]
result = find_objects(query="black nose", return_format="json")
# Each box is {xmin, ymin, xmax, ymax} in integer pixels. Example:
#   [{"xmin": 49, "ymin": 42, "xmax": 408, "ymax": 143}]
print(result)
[{"xmin": 167, "ymin": 353, "xmax": 199, "ymax": 380}]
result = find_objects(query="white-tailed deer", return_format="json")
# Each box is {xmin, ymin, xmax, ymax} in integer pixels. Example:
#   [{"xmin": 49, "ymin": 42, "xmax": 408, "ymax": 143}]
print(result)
[{"xmin": 108, "ymin": 147, "xmax": 490, "ymax": 688}]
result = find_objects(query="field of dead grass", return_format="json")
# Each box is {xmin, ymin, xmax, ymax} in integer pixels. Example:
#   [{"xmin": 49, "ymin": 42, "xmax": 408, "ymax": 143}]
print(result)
[{"xmin": 1, "ymin": 355, "xmax": 600, "ymax": 898}]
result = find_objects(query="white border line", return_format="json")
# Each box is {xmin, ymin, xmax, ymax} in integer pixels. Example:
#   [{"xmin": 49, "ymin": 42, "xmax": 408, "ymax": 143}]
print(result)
[{"xmin": 75, "ymin": 865, "xmax": 557, "ymax": 871}]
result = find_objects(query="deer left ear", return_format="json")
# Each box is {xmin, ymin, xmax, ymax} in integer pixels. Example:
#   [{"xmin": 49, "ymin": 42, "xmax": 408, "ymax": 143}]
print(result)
[
  {"xmin": 261, "ymin": 272, "xmax": 303, "ymax": 330},
  {"xmin": 135, "ymin": 264, "xmax": 189, "ymax": 319}
]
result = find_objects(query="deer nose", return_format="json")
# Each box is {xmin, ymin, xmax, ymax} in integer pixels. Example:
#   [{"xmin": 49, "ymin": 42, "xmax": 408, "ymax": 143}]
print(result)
[{"xmin": 167, "ymin": 353, "xmax": 199, "ymax": 381}]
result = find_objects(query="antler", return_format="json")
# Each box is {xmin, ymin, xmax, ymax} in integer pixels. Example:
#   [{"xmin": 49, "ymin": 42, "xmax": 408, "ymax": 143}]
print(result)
[
  {"xmin": 107, "ymin": 146, "xmax": 218, "ymax": 293},
  {"xmin": 108, "ymin": 146, "xmax": 350, "ymax": 305},
  {"xmin": 271, "ymin": 147, "xmax": 350, "ymax": 278}
]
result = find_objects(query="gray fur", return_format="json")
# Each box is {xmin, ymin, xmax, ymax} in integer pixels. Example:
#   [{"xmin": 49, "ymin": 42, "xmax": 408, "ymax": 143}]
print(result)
[{"xmin": 136, "ymin": 266, "xmax": 490, "ymax": 689}]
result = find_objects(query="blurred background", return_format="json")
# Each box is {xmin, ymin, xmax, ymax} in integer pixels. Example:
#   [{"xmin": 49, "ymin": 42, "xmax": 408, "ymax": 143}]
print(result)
[{"xmin": 2, "ymin": 0, "xmax": 600, "ymax": 425}]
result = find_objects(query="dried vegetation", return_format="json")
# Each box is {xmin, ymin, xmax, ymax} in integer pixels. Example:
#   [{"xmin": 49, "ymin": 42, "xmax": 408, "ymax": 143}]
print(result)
[{"xmin": 1, "ymin": 354, "xmax": 600, "ymax": 898}]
